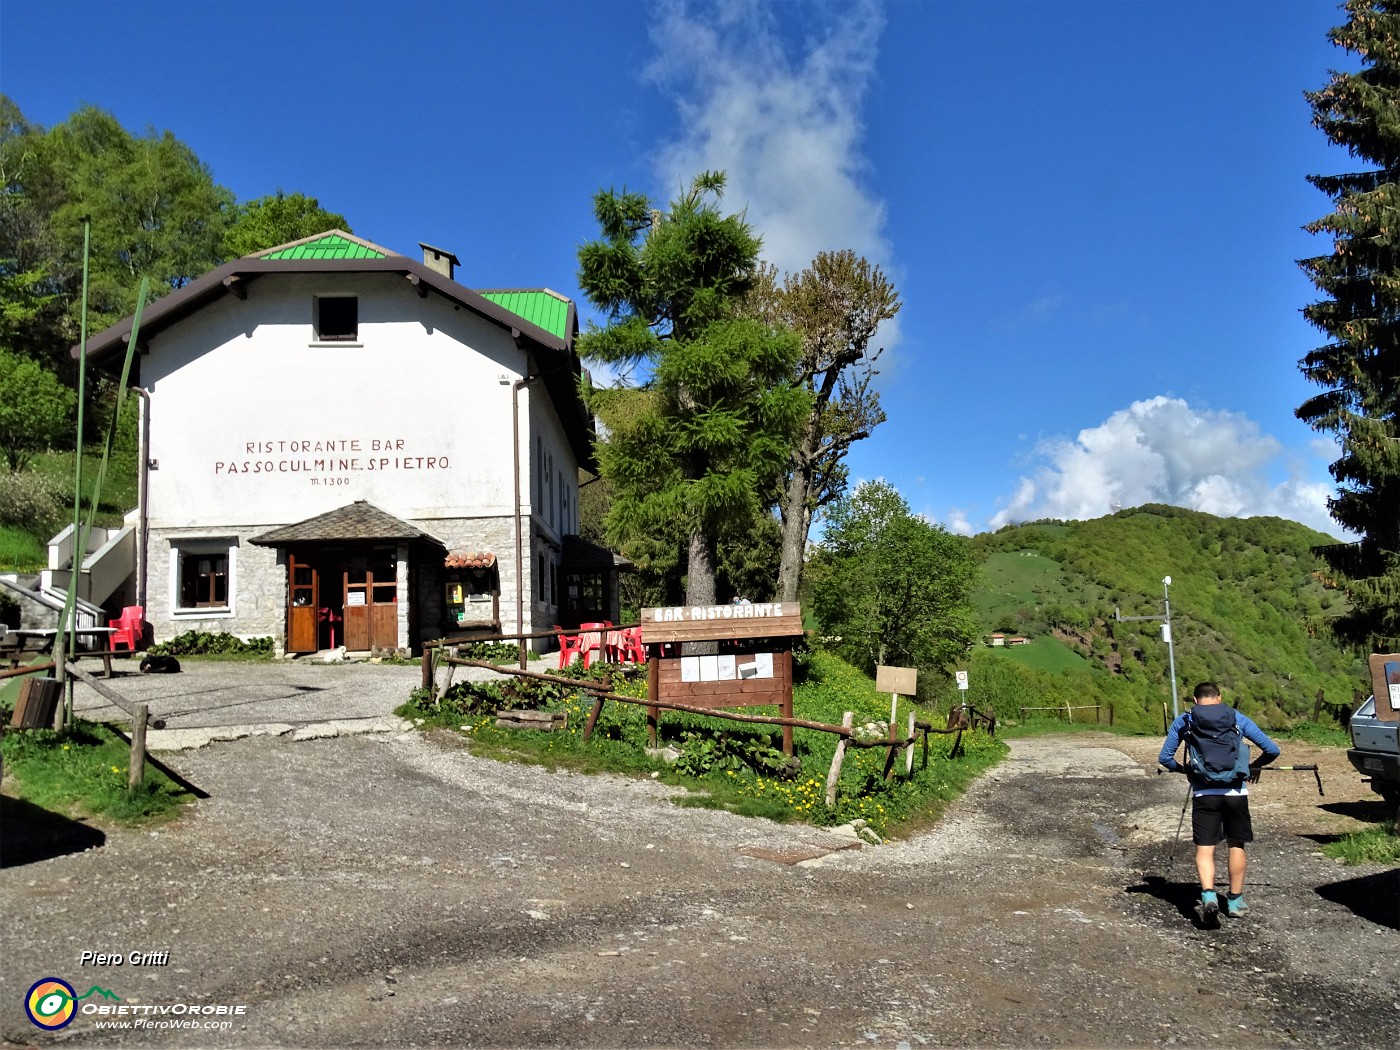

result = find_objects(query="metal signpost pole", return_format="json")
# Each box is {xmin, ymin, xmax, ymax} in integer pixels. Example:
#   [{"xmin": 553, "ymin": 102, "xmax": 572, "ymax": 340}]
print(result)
[
  {"xmin": 1114, "ymin": 574, "xmax": 1180, "ymax": 721},
  {"xmin": 1163, "ymin": 576, "xmax": 1179, "ymax": 720}
]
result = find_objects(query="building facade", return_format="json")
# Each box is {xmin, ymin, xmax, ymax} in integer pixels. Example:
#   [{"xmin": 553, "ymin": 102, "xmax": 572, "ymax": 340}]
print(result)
[{"xmin": 79, "ymin": 231, "xmax": 610, "ymax": 654}]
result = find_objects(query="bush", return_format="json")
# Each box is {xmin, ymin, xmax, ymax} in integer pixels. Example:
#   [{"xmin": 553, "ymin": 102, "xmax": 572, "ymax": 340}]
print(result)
[
  {"xmin": 454, "ymin": 640, "xmax": 521, "ymax": 664},
  {"xmin": 147, "ymin": 631, "xmax": 274, "ymax": 657},
  {"xmin": 0, "ymin": 469, "xmax": 67, "ymax": 535}
]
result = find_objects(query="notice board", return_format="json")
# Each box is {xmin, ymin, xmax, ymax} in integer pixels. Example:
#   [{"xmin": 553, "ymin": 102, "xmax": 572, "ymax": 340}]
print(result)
[{"xmin": 639, "ymin": 603, "xmax": 805, "ymax": 752}]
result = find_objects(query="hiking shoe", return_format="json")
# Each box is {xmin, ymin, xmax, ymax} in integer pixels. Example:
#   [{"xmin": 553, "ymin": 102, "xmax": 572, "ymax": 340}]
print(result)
[
  {"xmin": 1195, "ymin": 890, "xmax": 1220, "ymax": 927},
  {"xmin": 1225, "ymin": 895, "xmax": 1249, "ymax": 918}
]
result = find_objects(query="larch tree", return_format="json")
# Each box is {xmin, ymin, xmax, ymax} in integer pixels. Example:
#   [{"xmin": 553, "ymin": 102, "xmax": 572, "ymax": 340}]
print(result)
[
  {"xmin": 746, "ymin": 251, "xmax": 901, "ymax": 601},
  {"xmin": 1299, "ymin": 0, "xmax": 1400, "ymax": 650},
  {"xmin": 576, "ymin": 171, "xmax": 810, "ymax": 607}
]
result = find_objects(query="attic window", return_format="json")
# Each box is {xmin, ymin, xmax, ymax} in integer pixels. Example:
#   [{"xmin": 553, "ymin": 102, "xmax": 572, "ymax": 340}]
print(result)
[{"xmin": 315, "ymin": 296, "xmax": 358, "ymax": 342}]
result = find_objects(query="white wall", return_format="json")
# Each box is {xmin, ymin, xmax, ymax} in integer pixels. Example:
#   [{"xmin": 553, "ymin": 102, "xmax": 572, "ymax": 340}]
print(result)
[
  {"xmin": 137, "ymin": 269, "xmax": 587, "ymax": 645},
  {"xmin": 143, "ymin": 273, "xmax": 529, "ymax": 530}
]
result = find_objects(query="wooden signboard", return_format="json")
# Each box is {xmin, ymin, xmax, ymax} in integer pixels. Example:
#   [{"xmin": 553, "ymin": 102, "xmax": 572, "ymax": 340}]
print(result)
[
  {"xmin": 876, "ymin": 665, "xmax": 918, "ymax": 696},
  {"xmin": 640, "ymin": 603, "xmax": 805, "ymax": 753},
  {"xmin": 11, "ymin": 677, "xmax": 62, "ymax": 729},
  {"xmin": 1369, "ymin": 653, "xmax": 1400, "ymax": 722},
  {"xmin": 640, "ymin": 602, "xmax": 804, "ymax": 644}
]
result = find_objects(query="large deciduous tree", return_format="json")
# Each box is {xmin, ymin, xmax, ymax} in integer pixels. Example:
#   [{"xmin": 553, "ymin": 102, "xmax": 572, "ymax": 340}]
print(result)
[
  {"xmin": 576, "ymin": 172, "xmax": 810, "ymax": 606},
  {"xmin": 224, "ymin": 191, "xmax": 350, "ymax": 258},
  {"xmin": 1, "ymin": 99, "xmax": 234, "ymax": 379},
  {"xmin": 1299, "ymin": 0, "xmax": 1400, "ymax": 650},
  {"xmin": 806, "ymin": 480, "xmax": 980, "ymax": 677},
  {"xmin": 746, "ymin": 251, "xmax": 901, "ymax": 601}
]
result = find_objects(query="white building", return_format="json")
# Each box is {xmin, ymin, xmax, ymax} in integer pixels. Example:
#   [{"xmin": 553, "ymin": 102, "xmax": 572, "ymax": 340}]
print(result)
[{"xmin": 76, "ymin": 231, "xmax": 619, "ymax": 654}]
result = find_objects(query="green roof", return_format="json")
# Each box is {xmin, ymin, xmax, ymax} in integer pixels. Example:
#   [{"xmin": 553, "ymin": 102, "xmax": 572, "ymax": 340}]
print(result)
[
  {"xmin": 481, "ymin": 290, "xmax": 571, "ymax": 341},
  {"xmin": 261, "ymin": 233, "xmax": 387, "ymax": 261}
]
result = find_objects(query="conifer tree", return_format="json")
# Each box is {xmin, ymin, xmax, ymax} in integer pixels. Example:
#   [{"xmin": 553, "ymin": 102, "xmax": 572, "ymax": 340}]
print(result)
[
  {"xmin": 576, "ymin": 172, "xmax": 809, "ymax": 606},
  {"xmin": 1299, "ymin": 0, "xmax": 1400, "ymax": 650}
]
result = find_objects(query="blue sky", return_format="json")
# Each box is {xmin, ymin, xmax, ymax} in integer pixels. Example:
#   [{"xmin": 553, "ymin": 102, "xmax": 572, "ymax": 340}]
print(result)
[{"xmin": 1, "ymin": 0, "xmax": 1357, "ymax": 538}]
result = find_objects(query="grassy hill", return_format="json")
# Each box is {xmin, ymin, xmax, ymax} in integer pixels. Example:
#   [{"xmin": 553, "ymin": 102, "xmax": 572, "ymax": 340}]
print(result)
[
  {"xmin": 0, "ymin": 450, "xmax": 137, "ymax": 573},
  {"xmin": 953, "ymin": 505, "xmax": 1367, "ymax": 731}
]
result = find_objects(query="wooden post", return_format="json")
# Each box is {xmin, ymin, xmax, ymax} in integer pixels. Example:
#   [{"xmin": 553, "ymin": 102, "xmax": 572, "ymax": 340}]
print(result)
[
  {"xmin": 1313, "ymin": 688, "xmax": 1324, "ymax": 723},
  {"xmin": 1162, "ymin": 703, "xmax": 1169, "ymax": 734},
  {"xmin": 583, "ymin": 695, "xmax": 604, "ymax": 742},
  {"xmin": 1064, "ymin": 699, "xmax": 1072, "ymax": 723},
  {"xmin": 825, "ymin": 712, "xmax": 854, "ymax": 806},
  {"xmin": 421, "ymin": 649, "xmax": 434, "ymax": 695},
  {"xmin": 921, "ymin": 723, "xmax": 929, "ymax": 769},
  {"xmin": 1109, "ymin": 705, "xmax": 1115, "ymax": 727},
  {"xmin": 646, "ymin": 656, "xmax": 660, "ymax": 749},
  {"xmin": 781, "ymin": 650, "xmax": 794, "ymax": 756},
  {"xmin": 128, "ymin": 702, "xmax": 148, "ymax": 792},
  {"xmin": 883, "ymin": 710, "xmax": 899, "ymax": 781},
  {"xmin": 905, "ymin": 711, "xmax": 916, "ymax": 774}
]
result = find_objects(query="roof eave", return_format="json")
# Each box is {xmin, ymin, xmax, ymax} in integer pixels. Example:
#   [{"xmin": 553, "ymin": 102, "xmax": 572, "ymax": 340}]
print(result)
[{"xmin": 75, "ymin": 257, "xmax": 569, "ymax": 364}]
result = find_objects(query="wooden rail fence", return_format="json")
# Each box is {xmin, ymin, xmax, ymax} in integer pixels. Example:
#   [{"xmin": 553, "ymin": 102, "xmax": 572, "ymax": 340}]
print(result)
[
  {"xmin": 1019, "ymin": 702, "xmax": 1110, "ymax": 725},
  {"xmin": 427, "ymin": 657, "xmax": 996, "ymax": 807}
]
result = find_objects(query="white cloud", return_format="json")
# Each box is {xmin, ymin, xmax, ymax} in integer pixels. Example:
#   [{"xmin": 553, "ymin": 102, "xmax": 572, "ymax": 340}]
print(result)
[
  {"xmin": 987, "ymin": 396, "xmax": 1343, "ymax": 537},
  {"xmin": 945, "ymin": 509, "xmax": 975, "ymax": 537},
  {"xmin": 646, "ymin": 0, "xmax": 891, "ymax": 278}
]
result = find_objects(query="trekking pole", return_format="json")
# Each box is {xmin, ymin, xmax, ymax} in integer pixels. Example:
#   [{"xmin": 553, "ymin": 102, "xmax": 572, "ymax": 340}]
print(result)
[
  {"xmin": 1157, "ymin": 769, "xmax": 1192, "ymax": 868},
  {"xmin": 1257, "ymin": 764, "xmax": 1325, "ymax": 796}
]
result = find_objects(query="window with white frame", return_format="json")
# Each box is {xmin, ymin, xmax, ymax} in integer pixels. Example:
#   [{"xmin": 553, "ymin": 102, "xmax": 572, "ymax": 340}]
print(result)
[{"xmin": 171, "ymin": 539, "xmax": 236, "ymax": 614}]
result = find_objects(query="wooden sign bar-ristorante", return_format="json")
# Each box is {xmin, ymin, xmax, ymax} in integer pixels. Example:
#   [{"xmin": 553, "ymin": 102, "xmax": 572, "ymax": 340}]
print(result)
[{"xmin": 640, "ymin": 603, "xmax": 806, "ymax": 753}]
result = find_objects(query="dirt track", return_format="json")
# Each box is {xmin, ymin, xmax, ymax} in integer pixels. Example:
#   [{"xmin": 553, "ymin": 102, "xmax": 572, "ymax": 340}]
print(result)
[{"xmin": 2, "ymin": 728, "xmax": 1397, "ymax": 1049}]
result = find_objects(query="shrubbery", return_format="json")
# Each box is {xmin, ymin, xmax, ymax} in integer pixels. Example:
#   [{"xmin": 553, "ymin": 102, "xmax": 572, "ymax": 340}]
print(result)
[
  {"xmin": 0, "ymin": 469, "xmax": 67, "ymax": 536},
  {"xmin": 147, "ymin": 631, "xmax": 274, "ymax": 657}
]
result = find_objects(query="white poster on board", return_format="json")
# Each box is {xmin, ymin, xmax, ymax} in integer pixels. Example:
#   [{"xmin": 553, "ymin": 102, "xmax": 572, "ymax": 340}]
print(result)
[
  {"xmin": 717, "ymin": 655, "xmax": 736, "ymax": 680},
  {"xmin": 699, "ymin": 655, "xmax": 720, "ymax": 682},
  {"xmin": 680, "ymin": 657, "xmax": 700, "ymax": 682}
]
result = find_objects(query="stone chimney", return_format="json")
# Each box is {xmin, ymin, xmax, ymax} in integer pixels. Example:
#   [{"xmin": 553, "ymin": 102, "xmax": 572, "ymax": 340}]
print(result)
[{"xmin": 419, "ymin": 242, "xmax": 460, "ymax": 281}]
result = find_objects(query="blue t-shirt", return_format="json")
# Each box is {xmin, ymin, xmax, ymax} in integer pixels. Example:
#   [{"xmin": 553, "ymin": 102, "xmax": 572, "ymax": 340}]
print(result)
[{"xmin": 1158, "ymin": 705, "xmax": 1280, "ymax": 796}]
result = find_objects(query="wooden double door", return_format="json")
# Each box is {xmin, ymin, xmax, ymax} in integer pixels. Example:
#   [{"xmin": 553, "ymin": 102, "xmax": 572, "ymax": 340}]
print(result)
[{"xmin": 287, "ymin": 548, "xmax": 399, "ymax": 653}]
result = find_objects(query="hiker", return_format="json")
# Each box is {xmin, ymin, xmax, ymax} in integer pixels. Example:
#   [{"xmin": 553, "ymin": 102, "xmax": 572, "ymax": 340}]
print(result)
[{"xmin": 1158, "ymin": 682, "xmax": 1280, "ymax": 923}]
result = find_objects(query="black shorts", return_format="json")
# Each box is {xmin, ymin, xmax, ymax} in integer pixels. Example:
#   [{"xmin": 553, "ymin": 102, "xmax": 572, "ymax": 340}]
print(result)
[{"xmin": 1191, "ymin": 793, "xmax": 1253, "ymax": 846}]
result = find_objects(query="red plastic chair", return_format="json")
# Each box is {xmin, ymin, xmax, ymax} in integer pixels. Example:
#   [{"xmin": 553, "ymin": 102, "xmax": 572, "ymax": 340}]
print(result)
[
  {"xmin": 578, "ymin": 622, "xmax": 610, "ymax": 669},
  {"xmin": 110, "ymin": 606, "xmax": 145, "ymax": 652},
  {"xmin": 617, "ymin": 626, "xmax": 646, "ymax": 664},
  {"xmin": 555, "ymin": 626, "xmax": 585, "ymax": 669}
]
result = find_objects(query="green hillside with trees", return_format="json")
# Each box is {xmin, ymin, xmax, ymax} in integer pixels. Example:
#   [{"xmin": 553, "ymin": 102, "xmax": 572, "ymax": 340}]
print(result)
[{"xmin": 949, "ymin": 504, "xmax": 1366, "ymax": 732}]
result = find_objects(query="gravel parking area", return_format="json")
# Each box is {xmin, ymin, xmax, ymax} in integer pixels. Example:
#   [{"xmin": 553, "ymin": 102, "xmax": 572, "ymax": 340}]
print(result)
[
  {"xmin": 2, "ymin": 715, "xmax": 1397, "ymax": 1048},
  {"xmin": 63, "ymin": 656, "xmax": 556, "ymax": 749}
]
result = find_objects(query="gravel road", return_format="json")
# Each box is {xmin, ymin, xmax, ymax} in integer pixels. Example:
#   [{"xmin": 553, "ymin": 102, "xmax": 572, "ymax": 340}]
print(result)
[{"xmin": 2, "ymin": 719, "xmax": 1397, "ymax": 1049}]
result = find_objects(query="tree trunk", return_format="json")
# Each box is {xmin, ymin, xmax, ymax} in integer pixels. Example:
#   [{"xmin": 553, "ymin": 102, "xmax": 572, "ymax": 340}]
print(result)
[
  {"xmin": 685, "ymin": 528, "xmax": 719, "ymax": 655},
  {"xmin": 686, "ymin": 528, "xmax": 718, "ymax": 606},
  {"xmin": 776, "ymin": 422, "xmax": 822, "ymax": 602}
]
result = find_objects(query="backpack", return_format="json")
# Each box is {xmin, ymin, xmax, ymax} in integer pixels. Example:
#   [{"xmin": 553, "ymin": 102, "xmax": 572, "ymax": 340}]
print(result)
[{"xmin": 1184, "ymin": 704, "xmax": 1250, "ymax": 785}]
